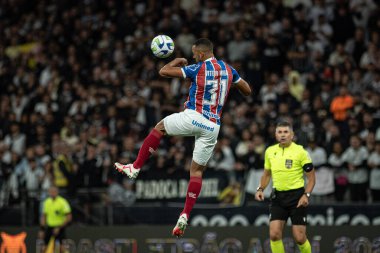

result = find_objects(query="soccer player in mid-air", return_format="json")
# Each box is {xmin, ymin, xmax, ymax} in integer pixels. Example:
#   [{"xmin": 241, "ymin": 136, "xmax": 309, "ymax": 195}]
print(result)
[{"xmin": 115, "ymin": 38, "xmax": 252, "ymax": 237}]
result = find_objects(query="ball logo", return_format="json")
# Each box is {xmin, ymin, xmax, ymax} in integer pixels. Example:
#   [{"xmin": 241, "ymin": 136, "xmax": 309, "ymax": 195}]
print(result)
[{"xmin": 0, "ymin": 232, "xmax": 27, "ymax": 253}]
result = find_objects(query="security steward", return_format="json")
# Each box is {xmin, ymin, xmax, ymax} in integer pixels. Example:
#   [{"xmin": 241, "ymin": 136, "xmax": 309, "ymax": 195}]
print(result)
[
  {"xmin": 39, "ymin": 186, "xmax": 72, "ymax": 252},
  {"xmin": 255, "ymin": 121, "xmax": 316, "ymax": 253}
]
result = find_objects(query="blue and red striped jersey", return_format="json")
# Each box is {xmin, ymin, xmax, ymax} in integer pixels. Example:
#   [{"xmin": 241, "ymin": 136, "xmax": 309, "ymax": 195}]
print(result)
[{"xmin": 181, "ymin": 57, "xmax": 241, "ymax": 125}]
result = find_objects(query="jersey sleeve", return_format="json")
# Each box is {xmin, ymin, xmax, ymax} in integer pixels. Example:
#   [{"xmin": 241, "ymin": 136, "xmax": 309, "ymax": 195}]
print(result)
[
  {"xmin": 181, "ymin": 63, "xmax": 202, "ymax": 79},
  {"xmin": 264, "ymin": 148, "xmax": 271, "ymax": 170},
  {"xmin": 230, "ymin": 65, "xmax": 241, "ymax": 84},
  {"xmin": 300, "ymin": 148, "xmax": 313, "ymax": 166},
  {"xmin": 62, "ymin": 199, "xmax": 72, "ymax": 214}
]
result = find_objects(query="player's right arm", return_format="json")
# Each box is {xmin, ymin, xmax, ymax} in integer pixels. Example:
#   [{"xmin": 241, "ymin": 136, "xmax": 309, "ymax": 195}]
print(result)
[
  {"xmin": 255, "ymin": 148, "xmax": 272, "ymax": 201},
  {"xmin": 159, "ymin": 58, "xmax": 188, "ymax": 78},
  {"xmin": 255, "ymin": 169, "xmax": 272, "ymax": 201}
]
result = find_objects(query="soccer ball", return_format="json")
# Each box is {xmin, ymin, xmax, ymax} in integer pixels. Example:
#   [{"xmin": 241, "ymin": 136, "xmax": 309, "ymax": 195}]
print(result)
[{"xmin": 150, "ymin": 35, "xmax": 175, "ymax": 58}]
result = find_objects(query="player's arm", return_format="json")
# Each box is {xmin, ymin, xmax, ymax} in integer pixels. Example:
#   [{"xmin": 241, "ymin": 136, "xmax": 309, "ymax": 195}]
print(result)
[
  {"xmin": 304, "ymin": 168, "xmax": 316, "ymax": 195},
  {"xmin": 159, "ymin": 58, "xmax": 188, "ymax": 78},
  {"xmin": 40, "ymin": 213, "xmax": 47, "ymax": 228},
  {"xmin": 235, "ymin": 78, "xmax": 252, "ymax": 96},
  {"xmin": 229, "ymin": 65, "xmax": 252, "ymax": 96},
  {"xmin": 258, "ymin": 169, "xmax": 272, "ymax": 191},
  {"xmin": 297, "ymin": 151, "xmax": 316, "ymax": 207},
  {"xmin": 255, "ymin": 169, "xmax": 271, "ymax": 201},
  {"xmin": 61, "ymin": 200, "xmax": 72, "ymax": 227},
  {"xmin": 302, "ymin": 151, "xmax": 315, "ymax": 195},
  {"xmin": 63, "ymin": 212, "xmax": 72, "ymax": 227}
]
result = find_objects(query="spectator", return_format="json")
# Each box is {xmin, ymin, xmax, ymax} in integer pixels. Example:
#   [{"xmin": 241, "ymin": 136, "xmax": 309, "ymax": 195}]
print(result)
[
  {"xmin": 218, "ymin": 181, "xmax": 243, "ymax": 206},
  {"xmin": 175, "ymin": 26, "xmax": 196, "ymax": 57},
  {"xmin": 311, "ymin": 14, "xmax": 333, "ymax": 48},
  {"xmin": 287, "ymin": 33, "xmax": 309, "ymax": 73},
  {"xmin": 52, "ymin": 141, "xmax": 76, "ymax": 196},
  {"xmin": 227, "ymin": 31, "xmax": 252, "ymax": 62},
  {"xmin": 360, "ymin": 42, "xmax": 380, "ymax": 70},
  {"xmin": 328, "ymin": 141, "xmax": 348, "ymax": 202},
  {"xmin": 342, "ymin": 135, "xmax": 369, "ymax": 202},
  {"xmin": 3, "ymin": 122, "xmax": 26, "ymax": 156},
  {"xmin": 330, "ymin": 86, "xmax": 354, "ymax": 134},
  {"xmin": 328, "ymin": 43, "xmax": 350, "ymax": 67},
  {"xmin": 345, "ymin": 27, "xmax": 367, "ymax": 65},
  {"xmin": 24, "ymin": 157, "xmax": 44, "ymax": 225},
  {"xmin": 106, "ymin": 178, "xmax": 136, "ymax": 207},
  {"xmin": 368, "ymin": 141, "xmax": 380, "ymax": 202}
]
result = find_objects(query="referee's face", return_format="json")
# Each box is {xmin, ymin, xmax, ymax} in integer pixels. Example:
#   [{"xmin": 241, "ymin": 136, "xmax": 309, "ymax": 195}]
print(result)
[{"xmin": 275, "ymin": 126, "xmax": 294, "ymax": 147}]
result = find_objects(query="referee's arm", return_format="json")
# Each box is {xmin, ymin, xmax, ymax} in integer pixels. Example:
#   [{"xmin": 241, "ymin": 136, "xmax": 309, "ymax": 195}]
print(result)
[
  {"xmin": 297, "ymin": 167, "xmax": 316, "ymax": 208},
  {"xmin": 255, "ymin": 169, "xmax": 271, "ymax": 201},
  {"xmin": 304, "ymin": 168, "xmax": 316, "ymax": 196}
]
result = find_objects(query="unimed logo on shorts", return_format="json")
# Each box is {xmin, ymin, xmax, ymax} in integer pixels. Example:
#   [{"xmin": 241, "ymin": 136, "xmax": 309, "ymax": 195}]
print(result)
[
  {"xmin": 192, "ymin": 120, "xmax": 215, "ymax": 132},
  {"xmin": 0, "ymin": 232, "xmax": 27, "ymax": 253}
]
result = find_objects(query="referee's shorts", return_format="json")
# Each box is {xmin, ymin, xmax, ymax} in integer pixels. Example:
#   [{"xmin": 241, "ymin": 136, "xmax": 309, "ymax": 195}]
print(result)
[
  {"xmin": 44, "ymin": 226, "xmax": 66, "ymax": 245},
  {"xmin": 269, "ymin": 187, "xmax": 307, "ymax": 225}
]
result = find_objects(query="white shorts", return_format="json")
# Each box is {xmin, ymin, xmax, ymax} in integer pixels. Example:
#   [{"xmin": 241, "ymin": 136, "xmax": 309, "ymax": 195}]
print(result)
[{"xmin": 163, "ymin": 109, "xmax": 220, "ymax": 166}]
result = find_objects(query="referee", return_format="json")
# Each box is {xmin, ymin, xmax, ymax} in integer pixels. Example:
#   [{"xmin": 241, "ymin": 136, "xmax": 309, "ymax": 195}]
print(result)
[
  {"xmin": 39, "ymin": 186, "xmax": 72, "ymax": 252},
  {"xmin": 255, "ymin": 121, "xmax": 316, "ymax": 253}
]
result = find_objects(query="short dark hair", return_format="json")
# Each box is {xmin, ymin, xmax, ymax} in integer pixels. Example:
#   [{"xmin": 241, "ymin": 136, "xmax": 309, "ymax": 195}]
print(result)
[
  {"xmin": 276, "ymin": 121, "xmax": 293, "ymax": 130},
  {"xmin": 194, "ymin": 38, "xmax": 213, "ymax": 51}
]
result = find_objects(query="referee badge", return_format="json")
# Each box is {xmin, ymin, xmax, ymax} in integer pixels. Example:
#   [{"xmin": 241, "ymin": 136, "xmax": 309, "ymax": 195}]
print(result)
[{"xmin": 285, "ymin": 159, "xmax": 293, "ymax": 169}]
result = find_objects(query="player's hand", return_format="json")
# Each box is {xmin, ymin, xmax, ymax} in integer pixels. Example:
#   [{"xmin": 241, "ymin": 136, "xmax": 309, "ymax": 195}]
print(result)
[
  {"xmin": 175, "ymin": 58, "xmax": 188, "ymax": 67},
  {"xmin": 38, "ymin": 230, "xmax": 45, "ymax": 239},
  {"xmin": 53, "ymin": 227, "xmax": 60, "ymax": 236},
  {"xmin": 297, "ymin": 195, "xmax": 309, "ymax": 208},
  {"xmin": 255, "ymin": 191, "xmax": 265, "ymax": 201}
]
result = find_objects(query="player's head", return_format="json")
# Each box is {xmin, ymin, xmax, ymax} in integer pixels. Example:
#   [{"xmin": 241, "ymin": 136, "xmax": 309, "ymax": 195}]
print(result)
[
  {"xmin": 192, "ymin": 38, "xmax": 214, "ymax": 62},
  {"xmin": 275, "ymin": 121, "xmax": 294, "ymax": 147},
  {"xmin": 48, "ymin": 186, "xmax": 59, "ymax": 199}
]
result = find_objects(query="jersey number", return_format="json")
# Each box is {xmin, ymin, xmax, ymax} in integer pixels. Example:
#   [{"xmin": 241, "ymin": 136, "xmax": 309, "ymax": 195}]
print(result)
[{"xmin": 204, "ymin": 79, "xmax": 228, "ymax": 106}]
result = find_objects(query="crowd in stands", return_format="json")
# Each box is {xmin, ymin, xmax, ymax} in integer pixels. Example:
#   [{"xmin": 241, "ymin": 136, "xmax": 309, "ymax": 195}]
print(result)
[{"xmin": 1, "ymin": 0, "xmax": 380, "ymax": 224}]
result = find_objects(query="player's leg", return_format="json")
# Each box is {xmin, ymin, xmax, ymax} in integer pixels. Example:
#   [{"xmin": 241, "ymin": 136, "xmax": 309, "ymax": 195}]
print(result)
[
  {"xmin": 269, "ymin": 217, "xmax": 286, "ymax": 253},
  {"xmin": 172, "ymin": 160, "xmax": 206, "ymax": 238},
  {"xmin": 133, "ymin": 120, "xmax": 165, "ymax": 169},
  {"xmin": 173, "ymin": 119, "xmax": 219, "ymax": 237},
  {"xmin": 115, "ymin": 110, "xmax": 196, "ymax": 179},
  {"xmin": 292, "ymin": 225, "xmax": 311, "ymax": 253},
  {"xmin": 291, "ymin": 206, "xmax": 311, "ymax": 253},
  {"xmin": 43, "ymin": 227, "xmax": 53, "ymax": 253},
  {"xmin": 269, "ymin": 190, "xmax": 289, "ymax": 253},
  {"xmin": 115, "ymin": 121, "xmax": 165, "ymax": 179},
  {"xmin": 56, "ymin": 227, "xmax": 67, "ymax": 253}
]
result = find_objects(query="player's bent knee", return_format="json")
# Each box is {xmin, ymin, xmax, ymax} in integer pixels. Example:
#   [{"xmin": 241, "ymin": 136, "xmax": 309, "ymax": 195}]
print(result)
[
  {"xmin": 154, "ymin": 121, "xmax": 166, "ymax": 133},
  {"xmin": 293, "ymin": 233, "xmax": 307, "ymax": 244},
  {"xmin": 269, "ymin": 231, "xmax": 282, "ymax": 241}
]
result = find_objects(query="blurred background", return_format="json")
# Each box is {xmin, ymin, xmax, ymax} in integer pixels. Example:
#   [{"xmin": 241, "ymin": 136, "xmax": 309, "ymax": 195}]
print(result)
[{"xmin": 0, "ymin": 0, "xmax": 380, "ymax": 251}]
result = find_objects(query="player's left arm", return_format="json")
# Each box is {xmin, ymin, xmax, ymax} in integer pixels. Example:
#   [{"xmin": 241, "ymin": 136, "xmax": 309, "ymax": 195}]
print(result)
[
  {"xmin": 230, "ymin": 65, "xmax": 252, "ymax": 96},
  {"xmin": 301, "ymin": 149, "xmax": 315, "ymax": 194},
  {"xmin": 159, "ymin": 58, "xmax": 188, "ymax": 78},
  {"xmin": 304, "ymin": 169, "xmax": 315, "ymax": 194},
  {"xmin": 61, "ymin": 199, "xmax": 72, "ymax": 227},
  {"xmin": 297, "ymin": 149, "xmax": 316, "ymax": 207},
  {"xmin": 235, "ymin": 78, "xmax": 252, "ymax": 96}
]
